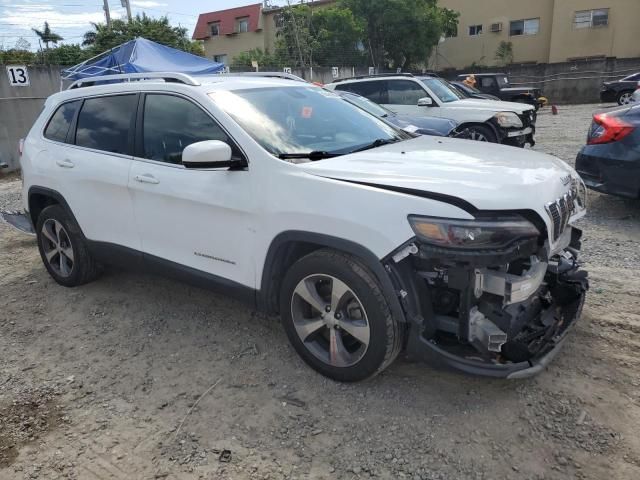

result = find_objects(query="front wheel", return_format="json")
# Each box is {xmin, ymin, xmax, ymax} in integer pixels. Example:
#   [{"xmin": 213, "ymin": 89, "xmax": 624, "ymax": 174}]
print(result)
[
  {"xmin": 617, "ymin": 91, "xmax": 633, "ymax": 105},
  {"xmin": 466, "ymin": 125, "xmax": 497, "ymax": 143},
  {"xmin": 279, "ymin": 249, "xmax": 404, "ymax": 382}
]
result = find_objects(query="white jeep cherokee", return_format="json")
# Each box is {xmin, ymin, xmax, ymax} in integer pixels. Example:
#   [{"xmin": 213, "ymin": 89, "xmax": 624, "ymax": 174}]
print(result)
[
  {"xmin": 21, "ymin": 73, "xmax": 588, "ymax": 382},
  {"xmin": 325, "ymin": 74, "xmax": 537, "ymax": 147}
]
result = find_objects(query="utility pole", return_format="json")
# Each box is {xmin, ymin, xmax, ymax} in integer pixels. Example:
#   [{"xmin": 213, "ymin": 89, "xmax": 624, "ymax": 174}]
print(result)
[
  {"xmin": 121, "ymin": 0, "xmax": 133, "ymax": 22},
  {"xmin": 285, "ymin": 0, "xmax": 305, "ymax": 68},
  {"xmin": 103, "ymin": 0, "xmax": 111, "ymax": 27}
]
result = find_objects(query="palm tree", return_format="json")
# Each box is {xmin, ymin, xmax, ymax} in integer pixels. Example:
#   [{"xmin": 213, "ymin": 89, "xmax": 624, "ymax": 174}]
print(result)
[{"xmin": 32, "ymin": 22, "xmax": 63, "ymax": 50}]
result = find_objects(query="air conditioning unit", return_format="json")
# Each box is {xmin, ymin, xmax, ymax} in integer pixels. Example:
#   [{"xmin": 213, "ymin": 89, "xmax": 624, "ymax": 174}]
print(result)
[{"xmin": 490, "ymin": 22, "xmax": 503, "ymax": 33}]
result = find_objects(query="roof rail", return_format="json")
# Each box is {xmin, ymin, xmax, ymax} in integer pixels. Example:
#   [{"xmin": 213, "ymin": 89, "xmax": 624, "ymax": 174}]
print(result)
[
  {"xmin": 331, "ymin": 72, "xmax": 415, "ymax": 83},
  {"xmin": 67, "ymin": 72, "xmax": 201, "ymax": 90},
  {"xmin": 220, "ymin": 71, "xmax": 307, "ymax": 82}
]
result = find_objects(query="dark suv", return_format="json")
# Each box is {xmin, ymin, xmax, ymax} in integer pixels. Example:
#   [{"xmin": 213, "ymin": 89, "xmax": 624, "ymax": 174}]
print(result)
[{"xmin": 457, "ymin": 73, "xmax": 544, "ymax": 110}]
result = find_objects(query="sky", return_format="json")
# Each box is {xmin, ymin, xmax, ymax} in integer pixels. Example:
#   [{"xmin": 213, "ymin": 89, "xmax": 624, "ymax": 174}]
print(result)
[{"xmin": 0, "ymin": 0, "xmax": 291, "ymax": 51}]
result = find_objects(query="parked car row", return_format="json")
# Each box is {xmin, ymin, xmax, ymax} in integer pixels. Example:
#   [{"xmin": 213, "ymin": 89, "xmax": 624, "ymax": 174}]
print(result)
[
  {"xmin": 18, "ymin": 71, "xmax": 588, "ymax": 382},
  {"xmin": 325, "ymin": 74, "xmax": 537, "ymax": 147}
]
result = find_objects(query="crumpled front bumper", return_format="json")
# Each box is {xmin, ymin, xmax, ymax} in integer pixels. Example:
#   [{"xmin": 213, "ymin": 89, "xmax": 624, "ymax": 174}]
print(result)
[
  {"xmin": 388, "ymin": 227, "xmax": 588, "ymax": 379},
  {"xmin": 405, "ymin": 282, "xmax": 586, "ymax": 379}
]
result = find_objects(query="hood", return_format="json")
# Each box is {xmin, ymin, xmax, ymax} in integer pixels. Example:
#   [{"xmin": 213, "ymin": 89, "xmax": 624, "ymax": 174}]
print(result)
[
  {"xmin": 453, "ymin": 98, "xmax": 534, "ymax": 113},
  {"xmin": 298, "ymin": 135, "xmax": 577, "ymax": 214}
]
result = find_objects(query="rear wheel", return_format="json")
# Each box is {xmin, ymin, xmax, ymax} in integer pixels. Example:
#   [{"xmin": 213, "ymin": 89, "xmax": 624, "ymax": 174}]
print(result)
[
  {"xmin": 36, "ymin": 205, "xmax": 101, "ymax": 287},
  {"xmin": 617, "ymin": 91, "xmax": 633, "ymax": 105},
  {"xmin": 279, "ymin": 249, "xmax": 404, "ymax": 382},
  {"xmin": 466, "ymin": 125, "xmax": 497, "ymax": 143}
]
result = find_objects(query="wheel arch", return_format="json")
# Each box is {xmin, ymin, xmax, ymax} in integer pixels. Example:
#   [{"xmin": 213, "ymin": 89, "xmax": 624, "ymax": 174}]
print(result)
[
  {"xmin": 258, "ymin": 231, "xmax": 406, "ymax": 323},
  {"xmin": 28, "ymin": 187, "xmax": 83, "ymax": 236},
  {"xmin": 458, "ymin": 121, "xmax": 500, "ymax": 142}
]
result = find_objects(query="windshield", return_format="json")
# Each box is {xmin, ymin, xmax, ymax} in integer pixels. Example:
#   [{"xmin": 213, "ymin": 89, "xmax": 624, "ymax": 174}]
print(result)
[
  {"xmin": 209, "ymin": 86, "xmax": 405, "ymax": 158},
  {"xmin": 421, "ymin": 78, "xmax": 464, "ymax": 103},
  {"xmin": 338, "ymin": 92, "xmax": 391, "ymax": 118}
]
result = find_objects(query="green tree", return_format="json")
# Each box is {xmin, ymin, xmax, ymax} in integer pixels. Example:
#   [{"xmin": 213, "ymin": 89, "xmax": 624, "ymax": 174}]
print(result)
[
  {"xmin": 46, "ymin": 44, "xmax": 92, "ymax": 65},
  {"xmin": 232, "ymin": 48, "xmax": 278, "ymax": 67},
  {"xmin": 339, "ymin": 0, "xmax": 458, "ymax": 69},
  {"xmin": 495, "ymin": 41, "xmax": 514, "ymax": 66},
  {"xmin": 274, "ymin": 4, "xmax": 365, "ymax": 67},
  {"xmin": 0, "ymin": 47, "xmax": 36, "ymax": 64},
  {"xmin": 32, "ymin": 21, "xmax": 63, "ymax": 50},
  {"xmin": 82, "ymin": 14, "xmax": 204, "ymax": 57}
]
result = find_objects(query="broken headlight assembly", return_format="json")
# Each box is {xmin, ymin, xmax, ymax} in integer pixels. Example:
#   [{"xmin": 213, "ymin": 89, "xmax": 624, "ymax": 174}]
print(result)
[{"xmin": 408, "ymin": 215, "xmax": 540, "ymax": 251}]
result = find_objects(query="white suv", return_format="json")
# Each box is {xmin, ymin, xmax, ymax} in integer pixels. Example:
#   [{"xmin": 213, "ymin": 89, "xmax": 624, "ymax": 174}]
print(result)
[
  {"xmin": 325, "ymin": 74, "xmax": 537, "ymax": 146},
  {"xmin": 21, "ymin": 72, "xmax": 588, "ymax": 382}
]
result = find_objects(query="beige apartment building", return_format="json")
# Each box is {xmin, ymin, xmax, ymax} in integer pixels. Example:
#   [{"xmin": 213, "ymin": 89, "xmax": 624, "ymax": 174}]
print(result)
[
  {"xmin": 193, "ymin": 0, "xmax": 640, "ymax": 68},
  {"xmin": 192, "ymin": 1, "xmax": 333, "ymax": 66},
  {"xmin": 434, "ymin": 0, "xmax": 640, "ymax": 69}
]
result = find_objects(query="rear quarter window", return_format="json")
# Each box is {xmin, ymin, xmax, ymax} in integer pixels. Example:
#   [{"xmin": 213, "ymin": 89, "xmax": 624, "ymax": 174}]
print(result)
[{"xmin": 44, "ymin": 100, "xmax": 81, "ymax": 143}]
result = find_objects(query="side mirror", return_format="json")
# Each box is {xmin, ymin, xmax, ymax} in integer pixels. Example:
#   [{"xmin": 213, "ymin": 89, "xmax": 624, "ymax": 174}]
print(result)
[
  {"xmin": 417, "ymin": 97, "xmax": 433, "ymax": 107},
  {"xmin": 182, "ymin": 140, "xmax": 244, "ymax": 169}
]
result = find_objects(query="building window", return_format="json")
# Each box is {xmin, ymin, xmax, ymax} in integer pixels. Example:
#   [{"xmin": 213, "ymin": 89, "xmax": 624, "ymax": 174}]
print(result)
[
  {"xmin": 237, "ymin": 17, "xmax": 249, "ymax": 33},
  {"xmin": 210, "ymin": 22, "xmax": 220, "ymax": 36},
  {"xmin": 274, "ymin": 13, "xmax": 284, "ymax": 29},
  {"xmin": 574, "ymin": 9, "xmax": 609, "ymax": 29},
  {"xmin": 468, "ymin": 25, "xmax": 483, "ymax": 36},
  {"xmin": 510, "ymin": 18, "xmax": 540, "ymax": 36},
  {"xmin": 213, "ymin": 54, "xmax": 227, "ymax": 64}
]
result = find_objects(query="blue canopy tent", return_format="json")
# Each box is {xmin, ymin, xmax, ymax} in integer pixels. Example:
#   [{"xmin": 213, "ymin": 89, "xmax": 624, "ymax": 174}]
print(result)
[{"xmin": 61, "ymin": 37, "xmax": 224, "ymax": 85}]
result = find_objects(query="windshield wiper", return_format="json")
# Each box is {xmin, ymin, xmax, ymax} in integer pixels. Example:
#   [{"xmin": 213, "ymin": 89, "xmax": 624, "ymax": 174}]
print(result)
[
  {"xmin": 349, "ymin": 138, "xmax": 399, "ymax": 154},
  {"xmin": 278, "ymin": 151, "xmax": 342, "ymax": 161}
]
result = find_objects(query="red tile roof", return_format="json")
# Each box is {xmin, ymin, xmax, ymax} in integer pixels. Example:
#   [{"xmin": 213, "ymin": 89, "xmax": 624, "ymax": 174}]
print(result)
[{"xmin": 193, "ymin": 3, "xmax": 262, "ymax": 40}]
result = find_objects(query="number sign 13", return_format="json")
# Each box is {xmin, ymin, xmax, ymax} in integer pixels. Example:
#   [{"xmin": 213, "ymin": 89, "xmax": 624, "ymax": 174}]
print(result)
[{"xmin": 6, "ymin": 65, "xmax": 30, "ymax": 87}]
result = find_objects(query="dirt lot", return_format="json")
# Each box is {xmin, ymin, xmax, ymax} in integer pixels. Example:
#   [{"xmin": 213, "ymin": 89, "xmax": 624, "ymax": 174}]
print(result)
[{"xmin": 1, "ymin": 104, "xmax": 640, "ymax": 480}]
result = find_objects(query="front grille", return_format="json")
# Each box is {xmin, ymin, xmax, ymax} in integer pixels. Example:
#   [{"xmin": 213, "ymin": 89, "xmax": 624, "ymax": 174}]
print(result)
[
  {"xmin": 518, "ymin": 110, "xmax": 536, "ymax": 129},
  {"xmin": 545, "ymin": 191, "xmax": 576, "ymax": 241}
]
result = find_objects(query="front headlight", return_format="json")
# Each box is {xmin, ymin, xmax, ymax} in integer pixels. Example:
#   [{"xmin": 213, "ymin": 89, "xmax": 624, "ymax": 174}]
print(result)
[
  {"xmin": 408, "ymin": 215, "xmax": 540, "ymax": 250},
  {"xmin": 493, "ymin": 112, "xmax": 523, "ymax": 129}
]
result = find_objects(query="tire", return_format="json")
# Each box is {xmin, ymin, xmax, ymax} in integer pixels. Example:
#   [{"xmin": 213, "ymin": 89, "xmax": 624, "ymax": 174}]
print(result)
[
  {"xmin": 279, "ymin": 249, "xmax": 404, "ymax": 382},
  {"xmin": 466, "ymin": 125, "xmax": 497, "ymax": 143},
  {"xmin": 36, "ymin": 204, "xmax": 101, "ymax": 287},
  {"xmin": 617, "ymin": 91, "xmax": 633, "ymax": 105}
]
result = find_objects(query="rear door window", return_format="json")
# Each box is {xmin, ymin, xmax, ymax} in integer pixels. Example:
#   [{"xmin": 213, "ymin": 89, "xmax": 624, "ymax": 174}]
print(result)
[
  {"xmin": 336, "ymin": 81, "xmax": 387, "ymax": 104},
  {"xmin": 75, "ymin": 95, "xmax": 137, "ymax": 154},
  {"xmin": 44, "ymin": 100, "xmax": 81, "ymax": 143},
  {"xmin": 141, "ymin": 94, "xmax": 240, "ymax": 164},
  {"xmin": 480, "ymin": 77, "xmax": 497, "ymax": 89}
]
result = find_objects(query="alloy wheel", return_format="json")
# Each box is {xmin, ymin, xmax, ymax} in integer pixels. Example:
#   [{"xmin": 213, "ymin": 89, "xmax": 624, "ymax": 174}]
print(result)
[
  {"xmin": 620, "ymin": 92, "xmax": 633, "ymax": 105},
  {"xmin": 469, "ymin": 130, "xmax": 489, "ymax": 141},
  {"xmin": 41, "ymin": 219, "xmax": 74, "ymax": 277},
  {"xmin": 290, "ymin": 274, "xmax": 370, "ymax": 368}
]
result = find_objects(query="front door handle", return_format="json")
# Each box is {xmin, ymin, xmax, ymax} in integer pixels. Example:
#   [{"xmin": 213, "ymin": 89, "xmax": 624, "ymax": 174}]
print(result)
[
  {"xmin": 56, "ymin": 159, "xmax": 75, "ymax": 168},
  {"xmin": 134, "ymin": 174, "xmax": 160, "ymax": 185}
]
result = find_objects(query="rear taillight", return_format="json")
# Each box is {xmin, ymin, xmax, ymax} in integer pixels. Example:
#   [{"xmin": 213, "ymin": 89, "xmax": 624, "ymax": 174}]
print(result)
[
  {"xmin": 587, "ymin": 113, "xmax": 635, "ymax": 145},
  {"xmin": 18, "ymin": 138, "xmax": 24, "ymax": 156}
]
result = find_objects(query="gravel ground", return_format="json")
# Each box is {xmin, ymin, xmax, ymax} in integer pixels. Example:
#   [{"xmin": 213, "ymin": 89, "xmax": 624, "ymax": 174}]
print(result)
[{"xmin": 1, "ymin": 104, "xmax": 639, "ymax": 480}]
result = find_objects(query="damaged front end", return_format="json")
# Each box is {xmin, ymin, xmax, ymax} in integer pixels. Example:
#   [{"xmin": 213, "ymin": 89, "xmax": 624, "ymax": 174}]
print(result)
[{"xmin": 387, "ymin": 202, "xmax": 588, "ymax": 379}]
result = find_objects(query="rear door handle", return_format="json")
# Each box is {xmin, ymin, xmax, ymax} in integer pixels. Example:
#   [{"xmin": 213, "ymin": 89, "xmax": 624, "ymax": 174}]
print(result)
[
  {"xmin": 56, "ymin": 159, "xmax": 75, "ymax": 168},
  {"xmin": 134, "ymin": 174, "xmax": 160, "ymax": 185}
]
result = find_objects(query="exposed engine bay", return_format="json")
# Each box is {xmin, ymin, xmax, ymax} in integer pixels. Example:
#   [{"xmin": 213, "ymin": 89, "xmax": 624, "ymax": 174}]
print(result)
[{"xmin": 387, "ymin": 222, "xmax": 589, "ymax": 378}]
